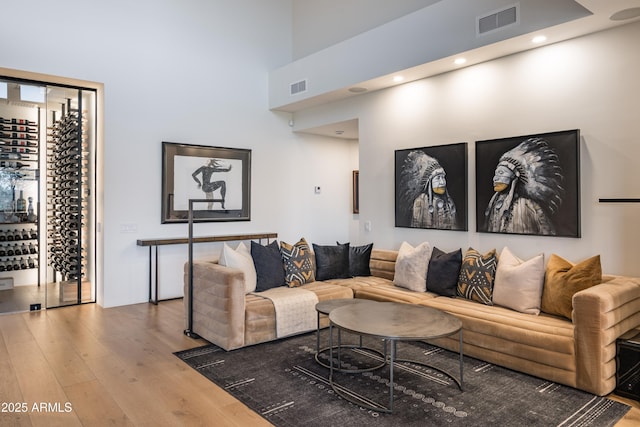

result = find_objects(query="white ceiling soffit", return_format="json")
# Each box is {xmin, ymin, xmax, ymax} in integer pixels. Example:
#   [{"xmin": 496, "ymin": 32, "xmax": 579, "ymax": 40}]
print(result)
[
  {"xmin": 270, "ymin": 0, "xmax": 640, "ymax": 113},
  {"xmin": 296, "ymin": 119, "xmax": 359, "ymax": 140}
]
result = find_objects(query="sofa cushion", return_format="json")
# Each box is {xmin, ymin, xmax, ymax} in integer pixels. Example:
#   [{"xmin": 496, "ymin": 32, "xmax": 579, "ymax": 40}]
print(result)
[
  {"xmin": 393, "ymin": 241, "xmax": 432, "ymax": 292},
  {"xmin": 354, "ymin": 281, "xmax": 437, "ymax": 304},
  {"xmin": 280, "ymin": 238, "xmax": 315, "ymax": 287},
  {"xmin": 426, "ymin": 247, "xmax": 462, "ymax": 297},
  {"xmin": 251, "ymin": 240, "xmax": 286, "ymax": 292},
  {"xmin": 219, "ymin": 242, "xmax": 257, "ymax": 294},
  {"xmin": 493, "ymin": 247, "xmax": 545, "ymax": 315},
  {"xmin": 313, "ymin": 243, "xmax": 350, "ymax": 280},
  {"xmin": 244, "ymin": 281, "xmax": 353, "ymax": 347},
  {"xmin": 457, "ymin": 248, "xmax": 497, "ymax": 305},
  {"xmin": 541, "ymin": 254, "xmax": 602, "ymax": 320},
  {"xmin": 419, "ymin": 296, "xmax": 576, "ymax": 374}
]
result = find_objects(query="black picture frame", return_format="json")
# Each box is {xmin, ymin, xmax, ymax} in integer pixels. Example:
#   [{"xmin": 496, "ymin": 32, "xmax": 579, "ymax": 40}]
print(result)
[
  {"xmin": 475, "ymin": 129, "xmax": 580, "ymax": 237},
  {"xmin": 395, "ymin": 142, "xmax": 468, "ymax": 231},
  {"xmin": 352, "ymin": 170, "xmax": 359, "ymax": 214},
  {"xmin": 161, "ymin": 141, "xmax": 251, "ymax": 223}
]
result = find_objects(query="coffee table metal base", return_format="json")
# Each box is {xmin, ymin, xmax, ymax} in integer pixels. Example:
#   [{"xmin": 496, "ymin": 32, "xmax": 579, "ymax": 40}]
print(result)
[
  {"xmin": 315, "ymin": 310, "xmax": 386, "ymax": 372},
  {"xmin": 328, "ymin": 324, "xmax": 464, "ymax": 414}
]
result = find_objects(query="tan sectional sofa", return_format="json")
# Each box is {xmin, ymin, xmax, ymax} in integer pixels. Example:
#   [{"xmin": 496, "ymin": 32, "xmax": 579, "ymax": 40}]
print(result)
[{"xmin": 185, "ymin": 248, "xmax": 640, "ymax": 396}]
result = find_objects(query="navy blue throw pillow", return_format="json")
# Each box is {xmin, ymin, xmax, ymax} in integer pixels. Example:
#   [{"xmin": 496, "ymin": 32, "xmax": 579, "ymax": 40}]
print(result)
[
  {"xmin": 251, "ymin": 240, "xmax": 285, "ymax": 292},
  {"xmin": 426, "ymin": 247, "xmax": 462, "ymax": 297}
]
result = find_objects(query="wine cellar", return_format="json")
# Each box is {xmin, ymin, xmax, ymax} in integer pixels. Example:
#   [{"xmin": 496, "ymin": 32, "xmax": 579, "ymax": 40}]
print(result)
[{"xmin": 0, "ymin": 78, "xmax": 96, "ymax": 313}]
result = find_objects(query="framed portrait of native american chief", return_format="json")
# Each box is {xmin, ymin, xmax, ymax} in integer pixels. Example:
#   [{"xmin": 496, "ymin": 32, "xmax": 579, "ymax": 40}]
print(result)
[
  {"xmin": 161, "ymin": 142, "xmax": 251, "ymax": 223},
  {"xmin": 395, "ymin": 142, "xmax": 468, "ymax": 231},
  {"xmin": 475, "ymin": 129, "xmax": 580, "ymax": 237}
]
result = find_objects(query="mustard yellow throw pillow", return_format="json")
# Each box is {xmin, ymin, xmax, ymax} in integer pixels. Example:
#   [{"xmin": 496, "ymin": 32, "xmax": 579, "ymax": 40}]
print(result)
[{"xmin": 540, "ymin": 254, "xmax": 602, "ymax": 320}]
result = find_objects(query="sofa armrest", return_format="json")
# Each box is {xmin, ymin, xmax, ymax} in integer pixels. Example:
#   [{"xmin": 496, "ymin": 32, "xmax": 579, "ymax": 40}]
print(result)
[
  {"xmin": 183, "ymin": 260, "xmax": 247, "ymax": 350},
  {"xmin": 573, "ymin": 276, "xmax": 640, "ymax": 395}
]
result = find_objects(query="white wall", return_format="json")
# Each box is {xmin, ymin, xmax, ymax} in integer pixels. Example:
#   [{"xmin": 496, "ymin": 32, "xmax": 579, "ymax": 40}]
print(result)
[
  {"xmin": 292, "ymin": 0, "xmax": 438, "ymax": 59},
  {"xmin": 296, "ymin": 21, "xmax": 640, "ymax": 277},
  {"xmin": 1, "ymin": 0, "xmax": 356, "ymax": 307}
]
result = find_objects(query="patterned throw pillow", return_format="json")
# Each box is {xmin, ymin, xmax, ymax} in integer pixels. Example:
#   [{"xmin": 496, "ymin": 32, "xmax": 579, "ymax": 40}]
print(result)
[
  {"xmin": 280, "ymin": 238, "xmax": 316, "ymax": 287},
  {"xmin": 457, "ymin": 248, "xmax": 497, "ymax": 305}
]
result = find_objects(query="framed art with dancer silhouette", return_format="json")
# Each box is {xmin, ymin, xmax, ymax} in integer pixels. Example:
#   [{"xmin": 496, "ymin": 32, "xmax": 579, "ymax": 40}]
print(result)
[
  {"xmin": 161, "ymin": 141, "xmax": 251, "ymax": 223},
  {"xmin": 475, "ymin": 129, "xmax": 580, "ymax": 237}
]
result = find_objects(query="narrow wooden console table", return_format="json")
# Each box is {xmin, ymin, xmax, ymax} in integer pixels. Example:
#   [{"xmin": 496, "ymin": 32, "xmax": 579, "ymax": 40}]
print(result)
[{"xmin": 137, "ymin": 232, "xmax": 277, "ymax": 304}]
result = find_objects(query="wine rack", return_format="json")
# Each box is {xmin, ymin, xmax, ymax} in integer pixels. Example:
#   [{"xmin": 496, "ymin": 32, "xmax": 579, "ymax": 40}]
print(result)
[
  {"xmin": 0, "ymin": 114, "xmax": 40, "ymax": 287},
  {"xmin": 46, "ymin": 106, "xmax": 88, "ymax": 281}
]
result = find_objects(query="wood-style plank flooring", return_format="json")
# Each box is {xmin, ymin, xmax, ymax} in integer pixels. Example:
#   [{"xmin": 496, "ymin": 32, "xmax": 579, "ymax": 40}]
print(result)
[{"xmin": 0, "ymin": 299, "xmax": 637, "ymax": 426}]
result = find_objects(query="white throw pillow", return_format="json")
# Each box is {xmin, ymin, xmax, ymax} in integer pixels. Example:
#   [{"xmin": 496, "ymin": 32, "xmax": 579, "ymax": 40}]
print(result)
[
  {"xmin": 393, "ymin": 241, "xmax": 432, "ymax": 292},
  {"xmin": 219, "ymin": 242, "xmax": 257, "ymax": 294},
  {"xmin": 493, "ymin": 247, "xmax": 545, "ymax": 315}
]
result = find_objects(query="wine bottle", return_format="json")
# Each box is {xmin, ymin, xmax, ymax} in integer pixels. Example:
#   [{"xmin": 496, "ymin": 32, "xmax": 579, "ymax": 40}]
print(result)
[
  {"xmin": 12, "ymin": 258, "xmax": 20, "ymax": 270},
  {"xmin": 0, "ymin": 245, "xmax": 5, "ymax": 256},
  {"xmin": 0, "ymin": 152, "xmax": 23, "ymax": 160},
  {"xmin": 10, "ymin": 118, "xmax": 36, "ymax": 126},
  {"xmin": 16, "ymin": 191, "xmax": 26, "ymax": 212},
  {"xmin": 0, "ymin": 161, "xmax": 28, "ymax": 168},
  {"xmin": 6, "ymin": 245, "xmax": 14, "ymax": 256},
  {"xmin": 20, "ymin": 258, "xmax": 27, "ymax": 269},
  {"xmin": 13, "ymin": 230, "xmax": 21, "ymax": 241},
  {"xmin": 27, "ymin": 257, "xmax": 35, "ymax": 269},
  {"xmin": 29, "ymin": 242, "xmax": 37, "ymax": 254},
  {"xmin": 6, "ymin": 231, "xmax": 13, "ymax": 241},
  {"xmin": 0, "ymin": 261, "xmax": 5, "ymax": 272},
  {"xmin": 29, "ymin": 228, "xmax": 37, "ymax": 239}
]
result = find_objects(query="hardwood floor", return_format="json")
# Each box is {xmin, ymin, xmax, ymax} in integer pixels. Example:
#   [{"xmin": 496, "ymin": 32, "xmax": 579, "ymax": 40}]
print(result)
[{"xmin": 0, "ymin": 299, "xmax": 637, "ymax": 426}]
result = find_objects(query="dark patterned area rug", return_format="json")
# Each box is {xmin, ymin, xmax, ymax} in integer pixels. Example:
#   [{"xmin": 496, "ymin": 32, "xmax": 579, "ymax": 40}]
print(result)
[{"xmin": 175, "ymin": 332, "xmax": 629, "ymax": 426}]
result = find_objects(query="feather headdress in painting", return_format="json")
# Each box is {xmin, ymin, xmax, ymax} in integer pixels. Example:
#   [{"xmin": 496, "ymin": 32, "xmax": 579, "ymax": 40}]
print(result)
[
  {"xmin": 497, "ymin": 137, "xmax": 564, "ymax": 215},
  {"xmin": 399, "ymin": 150, "xmax": 445, "ymax": 220}
]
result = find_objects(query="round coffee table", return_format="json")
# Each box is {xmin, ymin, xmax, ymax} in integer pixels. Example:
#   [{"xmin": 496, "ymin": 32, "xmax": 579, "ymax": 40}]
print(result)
[
  {"xmin": 315, "ymin": 298, "xmax": 386, "ymax": 372},
  {"xmin": 329, "ymin": 301, "xmax": 463, "ymax": 413}
]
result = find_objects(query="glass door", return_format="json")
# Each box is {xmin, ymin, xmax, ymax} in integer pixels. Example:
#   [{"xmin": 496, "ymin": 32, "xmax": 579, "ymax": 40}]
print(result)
[
  {"xmin": 0, "ymin": 79, "xmax": 44, "ymax": 313},
  {"xmin": 45, "ymin": 86, "xmax": 96, "ymax": 308}
]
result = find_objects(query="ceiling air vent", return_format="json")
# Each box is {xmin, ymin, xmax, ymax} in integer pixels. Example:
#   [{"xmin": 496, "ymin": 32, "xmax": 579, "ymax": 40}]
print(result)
[
  {"xmin": 477, "ymin": 3, "xmax": 519, "ymax": 36},
  {"xmin": 290, "ymin": 79, "xmax": 307, "ymax": 96}
]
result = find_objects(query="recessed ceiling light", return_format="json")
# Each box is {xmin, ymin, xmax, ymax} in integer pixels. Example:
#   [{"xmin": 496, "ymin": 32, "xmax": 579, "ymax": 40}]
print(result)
[
  {"xmin": 610, "ymin": 7, "xmax": 640, "ymax": 21},
  {"xmin": 532, "ymin": 35, "xmax": 547, "ymax": 44},
  {"xmin": 335, "ymin": 130, "xmax": 344, "ymax": 135},
  {"xmin": 348, "ymin": 87, "xmax": 367, "ymax": 93},
  {"xmin": 393, "ymin": 76, "xmax": 404, "ymax": 83},
  {"xmin": 454, "ymin": 57, "xmax": 467, "ymax": 65}
]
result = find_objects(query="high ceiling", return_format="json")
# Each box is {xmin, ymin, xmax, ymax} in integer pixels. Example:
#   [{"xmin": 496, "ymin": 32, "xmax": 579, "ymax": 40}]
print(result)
[{"xmin": 288, "ymin": 0, "xmax": 640, "ymax": 140}]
